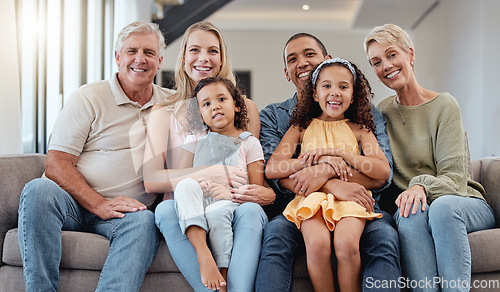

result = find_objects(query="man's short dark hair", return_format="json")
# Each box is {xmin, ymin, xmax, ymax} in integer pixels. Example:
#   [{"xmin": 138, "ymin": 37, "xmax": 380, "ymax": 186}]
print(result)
[{"xmin": 283, "ymin": 33, "xmax": 328, "ymax": 65}]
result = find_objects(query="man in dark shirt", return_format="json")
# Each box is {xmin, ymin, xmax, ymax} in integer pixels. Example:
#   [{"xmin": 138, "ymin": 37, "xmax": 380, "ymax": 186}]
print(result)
[{"xmin": 256, "ymin": 33, "xmax": 401, "ymax": 292}]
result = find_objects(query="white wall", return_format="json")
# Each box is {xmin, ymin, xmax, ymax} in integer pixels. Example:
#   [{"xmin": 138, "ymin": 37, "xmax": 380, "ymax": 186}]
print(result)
[
  {"xmin": 481, "ymin": 0, "xmax": 500, "ymax": 159},
  {"xmin": 162, "ymin": 0, "xmax": 499, "ymax": 159},
  {"xmin": 414, "ymin": 0, "xmax": 500, "ymax": 159}
]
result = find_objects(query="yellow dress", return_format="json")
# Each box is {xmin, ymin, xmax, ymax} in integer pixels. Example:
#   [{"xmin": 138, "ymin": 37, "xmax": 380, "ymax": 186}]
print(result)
[{"xmin": 283, "ymin": 119, "xmax": 381, "ymax": 231}]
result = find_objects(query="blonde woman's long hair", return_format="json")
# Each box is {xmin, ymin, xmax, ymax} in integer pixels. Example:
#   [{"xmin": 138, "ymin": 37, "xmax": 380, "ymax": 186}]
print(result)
[{"xmin": 162, "ymin": 21, "xmax": 236, "ymax": 112}]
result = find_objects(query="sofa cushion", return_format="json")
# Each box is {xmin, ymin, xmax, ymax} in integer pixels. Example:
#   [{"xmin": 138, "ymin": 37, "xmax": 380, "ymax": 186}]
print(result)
[
  {"xmin": 3, "ymin": 229, "xmax": 109, "ymax": 269},
  {"xmin": 3, "ymin": 228, "xmax": 179, "ymax": 273},
  {"xmin": 469, "ymin": 228, "xmax": 500, "ymax": 273}
]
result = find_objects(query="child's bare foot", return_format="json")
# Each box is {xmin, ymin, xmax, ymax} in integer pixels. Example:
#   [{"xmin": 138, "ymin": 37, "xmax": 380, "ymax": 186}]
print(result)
[{"xmin": 198, "ymin": 252, "xmax": 226, "ymax": 290}]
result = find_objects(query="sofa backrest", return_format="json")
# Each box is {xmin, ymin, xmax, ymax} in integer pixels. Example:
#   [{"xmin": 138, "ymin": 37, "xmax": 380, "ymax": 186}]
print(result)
[{"xmin": 0, "ymin": 154, "xmax": 46, "ymax": 265}]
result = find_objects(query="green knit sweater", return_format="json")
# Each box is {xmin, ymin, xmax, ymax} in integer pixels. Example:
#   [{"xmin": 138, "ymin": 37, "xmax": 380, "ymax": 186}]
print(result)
[{"xmin": 377, "ymin": 92, "xmax": 485, "ymax": 203}]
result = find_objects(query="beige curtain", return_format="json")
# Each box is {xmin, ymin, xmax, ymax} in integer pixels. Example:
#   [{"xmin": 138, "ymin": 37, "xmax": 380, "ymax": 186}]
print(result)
[{"xmin": 7, "ymin": 0, "xmax": 151, "ymax": 154}]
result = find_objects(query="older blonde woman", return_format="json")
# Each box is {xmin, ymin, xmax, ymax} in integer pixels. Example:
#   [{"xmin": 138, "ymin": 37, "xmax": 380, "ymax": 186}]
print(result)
[
  {"xmin": 143, "ymin": 22, "xmax": 273, "ymax": 291},
  {"xmin": 364, "ymin": 23, "xmax": 494, "ymax": 291}
]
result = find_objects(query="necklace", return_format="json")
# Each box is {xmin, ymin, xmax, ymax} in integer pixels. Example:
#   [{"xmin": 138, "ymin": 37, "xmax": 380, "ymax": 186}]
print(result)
[{"xmin": 395, "ymin": 95, "xmax": 420, "ymax": 125}]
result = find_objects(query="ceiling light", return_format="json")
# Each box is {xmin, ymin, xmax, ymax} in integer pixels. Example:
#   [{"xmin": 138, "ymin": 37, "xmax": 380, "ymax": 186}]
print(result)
[{"xmin": 302, "ymin": 4, "xmax": 310, "ymax": 11}]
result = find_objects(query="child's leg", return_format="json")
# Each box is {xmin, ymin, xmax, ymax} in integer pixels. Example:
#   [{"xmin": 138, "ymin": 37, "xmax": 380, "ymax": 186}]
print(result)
[
  {"xmin": 174, "ymin": 178, "xmax": 207, "ymax": 235},
  {"xmin": 174, "ymin": 178, "xmax": 225, "ymax": 290},
  {"xmin": 301, "ymin": 212, "xmax": 335, "ymax": 292},
  {"xmin": 186, "ymin": 226, "xmax": 225, "ymax": 291},
  {"xmin": 205, "ymin": 200, "xmax": 239, "ymax": 292},
  {"xmin": 205, "ymin": 200, "xmax": 239, "ymax": 269},
  {"xmin": 334, "ymin": 217, "xmax": 365, "ymax": 292}
]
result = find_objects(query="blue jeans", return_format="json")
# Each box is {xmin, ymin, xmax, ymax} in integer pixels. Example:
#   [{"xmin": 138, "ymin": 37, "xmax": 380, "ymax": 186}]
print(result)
[
  {"xmin": 256, "ymin": 211, "xmax": 401, "ymax": 292},
  {"xmin": 395, "ymin": 195, "xmax": 495, "ymax": 292},
  {"xmin": 17, "ymin": 178, "xmax": 159, "ymax": 292},
  {"xmin": 155, "ymin": 199, "xmax": 267, "ymax": 292}
]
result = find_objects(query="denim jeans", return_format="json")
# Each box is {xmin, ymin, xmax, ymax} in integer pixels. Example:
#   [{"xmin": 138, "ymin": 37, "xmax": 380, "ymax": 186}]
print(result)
[
  {"xmin": 17, "ymin": 178, "xmax": 159, "ymax": 292},
  {"xmin": 255, "ymin": 214, "xmax": 302, "ymax": 292},
  {"xmin": 395, "ymin": 195, "xmax": 495, "ymax": 292},
  {"xmin": 256, "ymin": 211, "xmax": 400, "ymax": 292},
  {"xmin": 155, "ymin": 199, "xmax": 267, "ymax": 292}
]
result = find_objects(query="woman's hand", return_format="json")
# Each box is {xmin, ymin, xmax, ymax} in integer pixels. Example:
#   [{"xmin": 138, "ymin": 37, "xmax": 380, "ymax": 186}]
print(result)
[
  {"xmin": 204, "ymin": 165, "xmax": 247, "ymax": 189},
  {"xmin": 317, "ymin": 156, "xmax": 352, "ymax": 181},
  {"xmin": 231, "ymin": 184, "xmax": 276, "ymax": 206},
  {"xmin": 395, "ymin": 185, "xmax": 427, "ymax": 217},
  {"xmin": 208, "ymin": 182, "xmax": 232, "ymax": 201}
]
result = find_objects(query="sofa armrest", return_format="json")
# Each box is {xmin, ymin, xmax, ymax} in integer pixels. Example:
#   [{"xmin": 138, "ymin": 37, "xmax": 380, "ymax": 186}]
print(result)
[
  {"xmin": 479, "ymin": 157, "xmax": 500, "ymax": 227},
  {"xmin": 470, "ymin": 160, "xmax": 481, "ymax": 182},
  {"xmin": 0, "ymin": 154, "xmax": 46, "ymax": 264}
]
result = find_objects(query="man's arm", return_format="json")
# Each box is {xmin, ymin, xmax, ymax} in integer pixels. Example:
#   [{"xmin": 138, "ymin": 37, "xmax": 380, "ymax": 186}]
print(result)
[
  {"xmin": 45, "ymin": 150, "xmax": 146, "ymax": 220},
  {"xmin": 259, "ymin": 104, "xmax": 295, "ymax": 198},
  {"xmin": 44, "ymin": 88, "xmax": 148, "ymax": 220}
]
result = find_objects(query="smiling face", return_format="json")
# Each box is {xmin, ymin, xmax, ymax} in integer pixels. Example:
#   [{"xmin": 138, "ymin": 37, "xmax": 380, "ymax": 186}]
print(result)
[
  {"xmin": 115, "ymin": 32, "xmax": 162, "ymax": 89},
  {"xmin": 284, "ymin": 36, "xmax": 329, "ymax": 94},
  {"xmin": 183, "ymin": 29, "xmax": 222, "ymax": 86},
  {"xmin": 197, "ymin": 82, "xmax": 239, "ymax": 135},
  {"xmin": 367, "ymin": 41, "xmax": 415, "ymax": 91},
  {"xmin": 314, "ymin": 65, "xmax": 354, "ymax": 121}
]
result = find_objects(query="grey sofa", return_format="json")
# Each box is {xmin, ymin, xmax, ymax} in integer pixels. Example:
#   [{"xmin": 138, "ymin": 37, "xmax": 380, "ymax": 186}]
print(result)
[
  {"xmin": 0, "ymin": 154, "xmax": 312, "ymax": 291},
  {"xmin": 1, "ymin": 154, "xmax": 499, "ymax": 291}
]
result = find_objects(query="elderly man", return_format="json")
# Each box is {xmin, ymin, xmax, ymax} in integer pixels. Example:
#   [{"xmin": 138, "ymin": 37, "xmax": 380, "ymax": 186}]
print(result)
[{"xmin": 17, "ymin": 21, "xmax": 173, "ymax": 291}]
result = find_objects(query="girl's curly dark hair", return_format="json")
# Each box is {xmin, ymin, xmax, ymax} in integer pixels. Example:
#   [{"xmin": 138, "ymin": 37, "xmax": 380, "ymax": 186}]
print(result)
[
  {"xmin": 187, "ymin": 77, "xmax": 248, "ymax": 132},
  {"xmin": 289, "ymin": 60, "xmax": 375, "ymax": 132}
]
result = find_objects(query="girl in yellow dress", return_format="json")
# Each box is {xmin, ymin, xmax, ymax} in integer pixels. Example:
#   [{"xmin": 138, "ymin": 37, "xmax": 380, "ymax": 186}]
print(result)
[{"xmin": 265, "ymin": 58, "xmax": 391, "ymax": 292}]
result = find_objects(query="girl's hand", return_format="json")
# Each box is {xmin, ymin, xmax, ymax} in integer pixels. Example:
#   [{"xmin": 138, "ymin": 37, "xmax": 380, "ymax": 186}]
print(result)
[
  {"xmin": 199, "ymin": 180, "xmax": 212, "ymax": 197},
  {"xmin": 395, "ymin": 185, "xmax": 427, "ymax": 217},
  {"xmin": 209, "ymin": 182, "xmax": 232, "ymax": 201},
  {"xmin": 318, "ymin": 156, "xmax": 352, "ymax": 181},
  {"xmin": 299, "ymin": 149, "xmax": 327, "ymax": 167}
]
